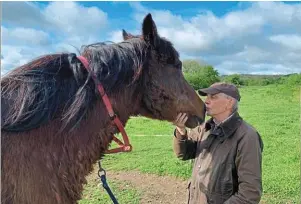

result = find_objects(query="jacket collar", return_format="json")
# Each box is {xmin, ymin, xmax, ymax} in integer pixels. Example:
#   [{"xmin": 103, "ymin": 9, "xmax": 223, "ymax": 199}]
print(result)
[{"xmin": 205, "ymin": 111, "xmax": 242, "ymax": 142}]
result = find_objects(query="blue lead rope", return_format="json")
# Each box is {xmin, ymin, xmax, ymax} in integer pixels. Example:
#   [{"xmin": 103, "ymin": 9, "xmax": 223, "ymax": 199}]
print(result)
[{"xmin": 98, "ymin": 161, "xmax": 119, "ymax": 204}]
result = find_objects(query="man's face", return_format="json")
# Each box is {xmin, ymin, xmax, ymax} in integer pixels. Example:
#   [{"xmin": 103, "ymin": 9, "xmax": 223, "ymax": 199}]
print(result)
[{"xmin": 205, "ymin": 93, "xmax": 232, "ymax": 117}]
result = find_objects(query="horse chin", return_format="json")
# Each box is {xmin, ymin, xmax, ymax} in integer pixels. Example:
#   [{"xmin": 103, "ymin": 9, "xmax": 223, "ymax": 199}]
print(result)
[{"xmin": 185, "ymin": 115, "xmax": 204, "ymax": 129}]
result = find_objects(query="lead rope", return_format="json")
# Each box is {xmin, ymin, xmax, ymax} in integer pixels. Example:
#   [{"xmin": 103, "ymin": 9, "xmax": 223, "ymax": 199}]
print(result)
[{"xmin": 98, "ymin": 161, "xmax": 119, "ymax": 204}]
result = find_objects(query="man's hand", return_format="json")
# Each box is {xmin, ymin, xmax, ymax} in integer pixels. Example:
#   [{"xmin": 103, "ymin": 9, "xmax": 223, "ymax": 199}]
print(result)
[{"xmin": 173, "ymin": 113, "xmax": 188, "ymax": 135}]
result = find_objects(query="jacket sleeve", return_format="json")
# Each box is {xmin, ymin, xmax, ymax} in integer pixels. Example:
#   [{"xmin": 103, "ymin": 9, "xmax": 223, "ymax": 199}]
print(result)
[
  {"xmin": 173, "ymin": 128, "xmax": 198, "ymax": 161},
  {"xmin": 224, "ymin": 131, "xmax": 264, "ymax": 204}
]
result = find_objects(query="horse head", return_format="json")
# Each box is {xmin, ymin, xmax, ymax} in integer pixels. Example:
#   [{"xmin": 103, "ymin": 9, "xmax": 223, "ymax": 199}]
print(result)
[{"xmin": 122, "ymin": 14, "xmax": 205, "ymax": 128}]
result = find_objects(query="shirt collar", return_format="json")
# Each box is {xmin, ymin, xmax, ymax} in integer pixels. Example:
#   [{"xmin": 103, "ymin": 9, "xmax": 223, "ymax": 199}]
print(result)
[
  {"xmin": 205, "ymin": 111, "xmax": 242, "ymax": 142},
  {"xmin": 213, "ymin": 111, "xmax": 236, "ymax": 126}
]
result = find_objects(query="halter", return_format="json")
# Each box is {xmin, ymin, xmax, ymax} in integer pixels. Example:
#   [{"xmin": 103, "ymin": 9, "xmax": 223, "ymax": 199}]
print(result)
[{"xmin": 77, "ymin": 56, "xmax": 132, "ymax": 154}]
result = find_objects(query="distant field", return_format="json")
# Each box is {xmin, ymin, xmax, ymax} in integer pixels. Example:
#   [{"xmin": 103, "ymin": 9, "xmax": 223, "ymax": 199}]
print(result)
[{"xmin": 80, "ymin": 84, "xmax": 300, "ymax": 204}]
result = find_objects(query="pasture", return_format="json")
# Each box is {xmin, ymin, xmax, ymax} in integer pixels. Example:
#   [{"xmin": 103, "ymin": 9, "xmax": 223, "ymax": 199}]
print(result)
[{"xmin": 80, "ymin": 84, "xmax": 300, "ymax": 204}]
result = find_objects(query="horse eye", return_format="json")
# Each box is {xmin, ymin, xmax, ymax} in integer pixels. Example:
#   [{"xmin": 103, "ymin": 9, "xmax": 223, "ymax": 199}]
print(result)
[
  {"xmin": 179, "ymin": 61, "xmax": 182, "ymax": 69},
  {"xmin": 175, "ymin": 60, "xmax": 182, "ymax": 69}
]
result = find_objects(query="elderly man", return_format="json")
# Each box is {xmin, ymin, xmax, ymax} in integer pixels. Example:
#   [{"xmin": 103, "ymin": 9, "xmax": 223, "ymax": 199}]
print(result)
[{"xmin": 173, "ymin": 82, "xmax": 264, "ymax": 204}]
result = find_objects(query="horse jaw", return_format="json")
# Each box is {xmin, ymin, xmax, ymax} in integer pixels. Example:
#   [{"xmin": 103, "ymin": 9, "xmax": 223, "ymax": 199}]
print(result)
[
  {"xmin": 135, "ymin": 104, "xmax": 203, "ymax": 129},
  {"xmin": 185, "ymin": 114, "xmax": 204, "ymax": 128}
]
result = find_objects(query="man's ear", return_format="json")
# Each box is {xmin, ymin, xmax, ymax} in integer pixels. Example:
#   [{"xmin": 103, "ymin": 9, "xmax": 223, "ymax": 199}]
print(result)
[{"xmin": 226, "ymin": 98, "xmax": 234, "ymax": 111}]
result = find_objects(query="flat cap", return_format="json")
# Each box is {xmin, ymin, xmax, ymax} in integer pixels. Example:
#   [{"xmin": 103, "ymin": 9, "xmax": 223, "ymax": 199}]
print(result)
[{"xmin": 198, "ymin": 82, "xmax": 241, "ymax": 101}]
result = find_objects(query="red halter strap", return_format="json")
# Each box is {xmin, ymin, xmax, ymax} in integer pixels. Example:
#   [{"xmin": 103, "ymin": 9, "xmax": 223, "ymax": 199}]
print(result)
[{"xmin": 76, "ymin": 56, "xmax": 132, "ymax": 153}]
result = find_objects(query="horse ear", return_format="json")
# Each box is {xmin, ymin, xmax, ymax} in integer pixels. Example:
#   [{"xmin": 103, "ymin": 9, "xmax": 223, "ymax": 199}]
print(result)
[
  {"xmin": 142, "ymin": 13, "xmax": 158, "ymax": 47},
  {"xmin": 122, "ymin": 29, "xmax": 130, "ymax": 40},
  {"xmin": 122, "ymin": 29, "xmax": 137, "ymax": 40}
]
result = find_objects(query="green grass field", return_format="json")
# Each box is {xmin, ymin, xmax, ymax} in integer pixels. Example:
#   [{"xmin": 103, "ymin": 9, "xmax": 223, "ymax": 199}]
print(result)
[{"xmin": 80, "ymin": 84, "xmax": 300, "ymax": 204}]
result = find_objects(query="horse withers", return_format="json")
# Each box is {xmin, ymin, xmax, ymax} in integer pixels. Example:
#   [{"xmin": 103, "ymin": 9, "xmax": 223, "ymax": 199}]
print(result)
[{"xmin": 1, "ymin": 13, "xmax": 205, "ymax": 204}]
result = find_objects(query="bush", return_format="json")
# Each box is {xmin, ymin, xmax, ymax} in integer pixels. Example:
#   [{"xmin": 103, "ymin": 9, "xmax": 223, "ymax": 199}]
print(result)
[
  {"xmin": 283, "ymin": 73, "xmax": 301, "ymax": 86},
  {"xmin": 223, "ymin": 74, "xmax": 244, "ymax": 86},
  {"xmin": 245, "ymin": 78, "xmax": 269, "ymax": 86}
]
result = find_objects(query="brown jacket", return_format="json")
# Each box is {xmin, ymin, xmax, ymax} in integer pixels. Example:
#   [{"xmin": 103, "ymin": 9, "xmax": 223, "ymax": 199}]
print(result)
[{"xmin": 173, "ymin": 112, "xmax": 264, "ymax": 204}]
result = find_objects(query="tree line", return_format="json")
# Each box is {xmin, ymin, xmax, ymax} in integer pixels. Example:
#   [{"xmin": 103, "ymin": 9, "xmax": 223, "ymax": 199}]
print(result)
[{"xmin": 182, "ymin": 60, "xmax": 301, "ymax": 90}]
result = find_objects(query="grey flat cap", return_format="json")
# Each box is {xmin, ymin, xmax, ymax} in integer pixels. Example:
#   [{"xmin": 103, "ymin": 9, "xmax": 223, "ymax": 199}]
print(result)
[{"xmin": 198, "ymin": 82, "xmax": 241, "ymax": 101}]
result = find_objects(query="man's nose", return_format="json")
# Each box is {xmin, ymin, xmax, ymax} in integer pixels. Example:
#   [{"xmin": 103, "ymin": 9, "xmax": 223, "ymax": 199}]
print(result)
[{"xmin": 205, "ymin": 98, "xmax": 210, "ymax": 104}]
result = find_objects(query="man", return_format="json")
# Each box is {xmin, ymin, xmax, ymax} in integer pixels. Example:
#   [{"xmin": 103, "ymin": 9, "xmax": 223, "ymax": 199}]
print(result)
[{"xmin": 173, "ymin": 82, "xmax": 264, "ymax": 204}]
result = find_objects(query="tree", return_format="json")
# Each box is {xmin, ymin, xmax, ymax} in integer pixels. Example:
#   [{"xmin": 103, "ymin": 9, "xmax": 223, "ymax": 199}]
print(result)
[
  {"xmin": 182, "ymin": 60, "xmax": 203, "ymax": 73},
  {"xmin": 182, "ymin": 60, "xmax": 220, "ymax": 90},
  {"xmin": 201, "ymin": 65, "xmax": 220, "ymax": 88}
]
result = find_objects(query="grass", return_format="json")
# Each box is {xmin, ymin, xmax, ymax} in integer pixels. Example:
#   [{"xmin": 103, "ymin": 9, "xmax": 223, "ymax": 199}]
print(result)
[{"xmin": 80, "ymin": 84, "xmax": 300, "ymax": 203}]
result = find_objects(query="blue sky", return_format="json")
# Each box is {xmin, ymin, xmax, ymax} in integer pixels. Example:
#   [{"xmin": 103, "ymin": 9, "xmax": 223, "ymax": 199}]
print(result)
[{"xmin": 2, "ymin": 1, "xmax": 301, "ymax": 75}]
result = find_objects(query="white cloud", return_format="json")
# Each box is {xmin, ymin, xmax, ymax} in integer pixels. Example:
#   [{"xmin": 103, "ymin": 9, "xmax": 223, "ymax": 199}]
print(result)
[
  {"xmin": 234, "ymin": 46, "xmax": 272, "ymax": 64},
  {"xmin": 53, "ymin": 35, "xmax": 101, "ymax": 53},
  {"xmin": 2, "ymin": 26, "xmax": 51, "ymax": 46},
  {"xmin": 129, "ymin": 2, "xmax": 301, "ymax": 75},
  {"xmin": 1, "ymin": 1, "xmax": 110, "ymax": 75},
  {"xmin": 254, "ymin": 1, "xmax": 301, "ymax": 29},
  {"xmin": 44, "ymin": 1, "xmax": 108, "ymax": 37},
  {"xmin": 2, "ymin": 2, "xmax": 51, "ymax": 29},
  {"xmin": 130, "ymin": 3, "xmax": 266, "ymax": 54},
  {"xmin": 1, "ymin": 45, "xmax": 53, "ymax": 76},
  {"xmin": 269, "ymin": 34, "xmax": 301, "ymax": 51},
  {"xmin": 108, "ymin": 30, "xmax": 125, "ymax": 43},
  {"xmin": 2, "ymin": 2, "xmax": 109, "ymax": 37}
]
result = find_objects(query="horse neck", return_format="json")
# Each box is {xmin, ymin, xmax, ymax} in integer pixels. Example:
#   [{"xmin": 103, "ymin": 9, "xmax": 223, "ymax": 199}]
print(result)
[
  {"xmin": 105, "ymin": 84, "xmax": 143, "ymax": 125},
  {"xmin": 71, "ymin": 81, "xmax": 142, "ymax": 148},
  {"xmin": 85, "ymin": 41, "xmax": 147, "ymax": 126}
]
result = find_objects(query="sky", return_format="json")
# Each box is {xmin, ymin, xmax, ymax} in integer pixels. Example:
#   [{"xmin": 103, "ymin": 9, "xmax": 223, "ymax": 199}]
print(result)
[{"xmin": 1, "ymin": 1, "xmax": 301, "ymax": 76}]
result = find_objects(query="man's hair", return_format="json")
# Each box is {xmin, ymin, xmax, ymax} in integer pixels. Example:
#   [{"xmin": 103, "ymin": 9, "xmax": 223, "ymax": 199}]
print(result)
[{"xmin": 220, "ymin": 93, "xmax": 238, "ymax": 112}]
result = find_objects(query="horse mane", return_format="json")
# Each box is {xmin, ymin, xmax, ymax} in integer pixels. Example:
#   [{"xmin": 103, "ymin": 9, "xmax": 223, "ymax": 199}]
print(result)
[{"xmin": 1, "ymin": 39, "xmax": 148, "ymax": 133}]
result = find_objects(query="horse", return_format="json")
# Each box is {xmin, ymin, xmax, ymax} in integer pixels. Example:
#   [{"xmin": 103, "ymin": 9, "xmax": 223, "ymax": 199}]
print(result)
[{"xmin": 1, "ymin": 13, "xmax": 206, "ymax": 204}]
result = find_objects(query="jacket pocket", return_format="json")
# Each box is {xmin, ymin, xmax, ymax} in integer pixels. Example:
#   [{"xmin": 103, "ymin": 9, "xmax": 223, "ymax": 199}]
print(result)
[
  {"xmin": 220, "ymin": 163, "xmax": 234, "ymax": 197},
  {"xmin": 220, "ymin": 179, "xmax": 233, "ymax": 197},
  {"xmin": 212, "ymin": 162, "xmax": 234, "ymax": 197}
]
